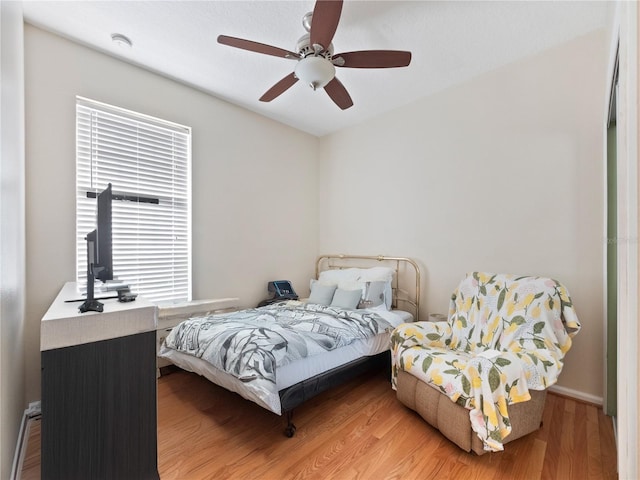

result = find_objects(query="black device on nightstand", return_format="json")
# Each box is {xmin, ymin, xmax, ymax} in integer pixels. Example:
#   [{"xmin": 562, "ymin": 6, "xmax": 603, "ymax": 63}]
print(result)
[{"xmin": 258, "ymin": 280, "xmax": 298, "ymax": 307}]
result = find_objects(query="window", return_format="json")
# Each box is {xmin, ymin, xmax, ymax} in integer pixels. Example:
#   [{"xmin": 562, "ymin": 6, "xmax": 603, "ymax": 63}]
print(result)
[{"xmin": 76, "ymin": 97, "xmax": 191, "ymax": 303}]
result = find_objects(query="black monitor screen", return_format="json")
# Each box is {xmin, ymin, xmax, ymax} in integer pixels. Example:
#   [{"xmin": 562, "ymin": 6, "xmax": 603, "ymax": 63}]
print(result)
[
  {"xmin": 86, "ymin": 229, "xmax": 97, "ymax": 273},
  {"xmin": 95, "ymin": 183, "xmax": 113, "ymax": 282}
]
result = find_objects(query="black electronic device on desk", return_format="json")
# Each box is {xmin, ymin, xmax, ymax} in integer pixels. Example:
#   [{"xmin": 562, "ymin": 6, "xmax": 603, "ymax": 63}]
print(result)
[
  {"xmin": 117, "ymin": 287, "xmax": 137, "ymax": 303},
  {"xmin": 258, "ymin": 280, "xmax": 298, "ymax": 307}
]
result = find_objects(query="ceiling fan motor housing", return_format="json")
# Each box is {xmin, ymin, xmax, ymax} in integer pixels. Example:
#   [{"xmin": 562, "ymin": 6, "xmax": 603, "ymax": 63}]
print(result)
[{"xmin": 296, "ymin": 33, "xmax": 333, "ymax": 59}]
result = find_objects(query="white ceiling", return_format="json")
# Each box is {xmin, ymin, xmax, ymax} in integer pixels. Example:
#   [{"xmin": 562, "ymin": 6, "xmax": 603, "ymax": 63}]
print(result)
[{"xmin": 22, "ymin": 1, "xmax": 612, "ymax": 137}]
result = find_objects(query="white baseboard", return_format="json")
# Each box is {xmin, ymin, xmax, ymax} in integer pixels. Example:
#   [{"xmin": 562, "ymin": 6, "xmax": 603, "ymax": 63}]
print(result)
[{"xmin": 548, "ymin": 384, "xmax": 603, "ymax": 406}]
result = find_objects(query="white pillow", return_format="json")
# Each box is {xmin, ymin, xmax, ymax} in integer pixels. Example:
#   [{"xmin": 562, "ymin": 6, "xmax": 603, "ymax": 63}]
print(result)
[
  {"xmin": 357, "ymin": 267, "xmax": 394, "ymax": 282},
  {"xmin": 330, "ymin": 288, "xmax": 362, "ymax": 309},
  {"xmin": 308, "ymin": 281, "xmax": 337, "ymax": 306},
  {"xmin": 318, "ymin": 268, "xmax": 362, "ymax": 285}
]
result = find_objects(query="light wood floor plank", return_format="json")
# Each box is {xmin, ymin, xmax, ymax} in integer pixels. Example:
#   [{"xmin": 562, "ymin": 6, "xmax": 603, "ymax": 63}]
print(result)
[
  {"xmin": 519, "ymin": 438, "xmax": 547, "ymax": 479},
  {"xmin": 540, "ymin": 393, "xmax": 565, "ymax": 479},
  {"xmin": 20, "ymin": 418, "xmax": 41, "ymax": 480},
  {"xmin": 586, "ymin": 404, "xmax": 605, "ymax": 480},
  {"xmin": 572, "ymin": 401, "xmax": 589, "ymax": 479},
  {"xmin": 557, "ymin": 396, "xmax": 576, "ymax": 479},
  {"xmin": 598, "ymin": 404, "xmax": 618, "ymax": 480}
]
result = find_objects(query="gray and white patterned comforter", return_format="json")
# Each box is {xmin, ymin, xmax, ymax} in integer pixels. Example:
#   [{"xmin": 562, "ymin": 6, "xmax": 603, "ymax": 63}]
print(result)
[{"xmin": 162, "ymin": 301, "xmax": 394, "ymax": 414}]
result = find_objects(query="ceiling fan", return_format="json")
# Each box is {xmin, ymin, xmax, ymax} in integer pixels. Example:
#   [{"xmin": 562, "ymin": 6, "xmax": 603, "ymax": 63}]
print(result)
[{"xmin": 217, "ymin": 0, "xmax": 412, "ymax": 110}]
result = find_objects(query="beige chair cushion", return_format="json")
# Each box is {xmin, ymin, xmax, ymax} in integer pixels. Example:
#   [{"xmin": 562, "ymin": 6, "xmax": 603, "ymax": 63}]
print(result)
[{"xmin": 396, "ymin": 369, "xmax": 546, "ymax": 455}]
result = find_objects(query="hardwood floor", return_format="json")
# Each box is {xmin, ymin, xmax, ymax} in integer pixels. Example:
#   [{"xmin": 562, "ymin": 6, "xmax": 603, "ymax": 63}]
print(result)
[
  {"xmin": 156, "ymin": 369, "xmax": 618, "ymax": 480},
  {"xmin": 20, "ymin": 416, "xmax": 41, "ymax": 480},
  {"xmin": 20, "ymin": 368, "xmax": 617, "ymax": 479}
]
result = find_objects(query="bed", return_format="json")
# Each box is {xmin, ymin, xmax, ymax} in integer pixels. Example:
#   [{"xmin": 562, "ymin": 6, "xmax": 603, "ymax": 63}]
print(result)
[{"xmin": 158, "ymin": 254, "xmax": 420, "ymax": 436}]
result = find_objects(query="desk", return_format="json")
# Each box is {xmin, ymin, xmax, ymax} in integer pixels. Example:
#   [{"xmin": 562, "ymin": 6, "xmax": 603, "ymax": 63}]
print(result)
[{"xmin": 40, "ymin": 282, "xmax": 159, "ymax": 480}]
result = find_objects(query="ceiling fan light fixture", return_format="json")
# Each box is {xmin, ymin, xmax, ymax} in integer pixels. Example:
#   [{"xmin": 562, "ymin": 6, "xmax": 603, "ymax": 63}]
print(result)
[{"xmin": 294, "ymin": 56, "xmax": 335, "ymax": 90}]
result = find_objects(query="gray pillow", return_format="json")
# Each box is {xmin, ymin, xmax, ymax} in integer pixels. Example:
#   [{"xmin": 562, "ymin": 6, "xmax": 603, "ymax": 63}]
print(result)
[
  {"xmin": 331, "ymin": 288, "xmax": 362, "ymax": 309},
  {"xmin": 358, "ymin": 281, "xmax": 387, "ymax": 309},
  {"xmin": 308, "ymin": 282, "xmax": 337, "ymax": 306}
]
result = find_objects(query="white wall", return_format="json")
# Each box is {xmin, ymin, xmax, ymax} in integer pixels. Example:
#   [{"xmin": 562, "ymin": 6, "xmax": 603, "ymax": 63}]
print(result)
[
  {"xmin": 0, "ymin": 3, "xmax": 26, "ymax": 478},
  {"xmin": 24, "ymin": 25, "xmax": 318, "ymax": 402},
  {"xmin": 318, "ymin": 30, "xmax": 608, "ymax": 400}
]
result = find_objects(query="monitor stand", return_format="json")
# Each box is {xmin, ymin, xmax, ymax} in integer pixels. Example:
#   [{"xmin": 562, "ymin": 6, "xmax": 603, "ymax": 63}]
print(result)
[
  {"xmin": 79, "ymin": 299, "xmax": 104, "ymax": 313},
  {"xmin": 79, "ymin": 271, "xmax": 103, "ymax": 313}
]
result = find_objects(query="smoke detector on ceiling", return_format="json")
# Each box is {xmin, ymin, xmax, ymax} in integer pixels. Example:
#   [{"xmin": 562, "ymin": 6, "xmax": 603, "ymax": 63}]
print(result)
[{"xmin": 111, "ymin": 33, "xmax": 132, "ymax": 49}]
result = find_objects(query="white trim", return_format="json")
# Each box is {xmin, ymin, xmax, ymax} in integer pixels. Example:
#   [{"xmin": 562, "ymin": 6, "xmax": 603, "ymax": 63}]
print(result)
[
  {"xmin": 615, "ymin": 2, "xmax": 639, "ymax": 479},
  {"xmin": 548, "ymin": 385, "xmax": 603, "ymax": 406}
]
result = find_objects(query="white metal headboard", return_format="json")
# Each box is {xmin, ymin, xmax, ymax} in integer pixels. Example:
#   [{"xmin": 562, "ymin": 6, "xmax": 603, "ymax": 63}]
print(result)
[{"xmin": 315, "ymin": 254, "xmax": 421, "ymax": 321}]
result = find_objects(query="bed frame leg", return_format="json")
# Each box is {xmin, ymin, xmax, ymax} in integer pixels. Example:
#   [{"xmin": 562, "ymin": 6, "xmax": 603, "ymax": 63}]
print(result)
[{"xmin": 284, "ymin": 410, "xmax": 296, "ymax": 438}]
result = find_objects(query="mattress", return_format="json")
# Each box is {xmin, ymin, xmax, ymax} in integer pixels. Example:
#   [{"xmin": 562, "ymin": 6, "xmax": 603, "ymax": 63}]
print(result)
[{"xmin": 158, "ymin": 308, "xmax": 412, "ymax": 414}]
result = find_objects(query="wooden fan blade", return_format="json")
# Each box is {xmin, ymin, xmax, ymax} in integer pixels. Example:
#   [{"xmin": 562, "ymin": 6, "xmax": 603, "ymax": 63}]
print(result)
[
  {"xmin": 324, "ymin": 77, "xmax": 353, "ymax": 110},
  {"xmin": 218, "ymin": 35, "xmax": 299, "ymax": 59},
  {"xmin": 259, "ymin": 73, "xmax": 299, "ymax": 102},
  {"xmin": 309, "ymin": 0, "xmax": 343, "ymax": 51},
  {"xmin": 334, "ymin": 50, "xmax": 412, "ymax": 68}
]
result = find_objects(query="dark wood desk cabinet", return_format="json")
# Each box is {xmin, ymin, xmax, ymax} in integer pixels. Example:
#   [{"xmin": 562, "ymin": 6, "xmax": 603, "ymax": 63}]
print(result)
[{"xmin": 40, "ymin": 283, "xmax": 159, "ymax": 480}]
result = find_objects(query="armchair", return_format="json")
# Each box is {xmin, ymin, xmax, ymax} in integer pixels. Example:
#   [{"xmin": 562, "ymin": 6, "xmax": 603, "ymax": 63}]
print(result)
[{"xmin": 391, "ymin": 272, "xmax": 581, "ymax": 454}]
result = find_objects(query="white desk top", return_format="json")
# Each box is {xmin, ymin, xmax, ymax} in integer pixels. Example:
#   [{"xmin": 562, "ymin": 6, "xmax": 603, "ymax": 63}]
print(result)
[{"xmin": 41, "ymin": 282, "xmax": 158, "ymax": 351}]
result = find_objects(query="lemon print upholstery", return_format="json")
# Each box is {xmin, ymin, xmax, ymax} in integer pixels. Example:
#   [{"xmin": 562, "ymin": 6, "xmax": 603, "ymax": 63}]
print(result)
[{"xmin": 391, "ymin": 272, "xmax": 580, "ymax": 452}]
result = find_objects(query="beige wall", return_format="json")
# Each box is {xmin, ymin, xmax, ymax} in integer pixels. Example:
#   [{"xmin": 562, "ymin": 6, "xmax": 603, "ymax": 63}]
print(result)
[
  {"xmin": 24, "ymin": 25, "xmax": 319, "ymax": 402},
  {"xmin": 318, "ymin": 31, "xmax": 608, "ymax": 400}
]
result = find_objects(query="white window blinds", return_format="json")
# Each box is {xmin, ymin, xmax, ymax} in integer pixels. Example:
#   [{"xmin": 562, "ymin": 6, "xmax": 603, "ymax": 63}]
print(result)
[{"xmin": 76, "ymin": 96, "xmax": 191, "ymax": 303}]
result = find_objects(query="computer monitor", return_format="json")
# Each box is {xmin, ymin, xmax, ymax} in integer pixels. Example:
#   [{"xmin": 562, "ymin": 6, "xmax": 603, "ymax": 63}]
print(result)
[
  {"xmin": 95, "ymin": 183, "xmax": 113, "ymax": 282},
  {"xmin": 79, "ymin": 183, "xmax": 113, "ymax": 313}
]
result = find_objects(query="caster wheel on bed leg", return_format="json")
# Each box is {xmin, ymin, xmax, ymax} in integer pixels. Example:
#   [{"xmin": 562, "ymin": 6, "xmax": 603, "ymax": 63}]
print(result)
[
  {"xmin": 284, "ymin": 410, "xmax": 296, "ymax": 437},
  {"xmin": 284, "ymin": 424, "xmax": 297, "ymax": 438}
]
